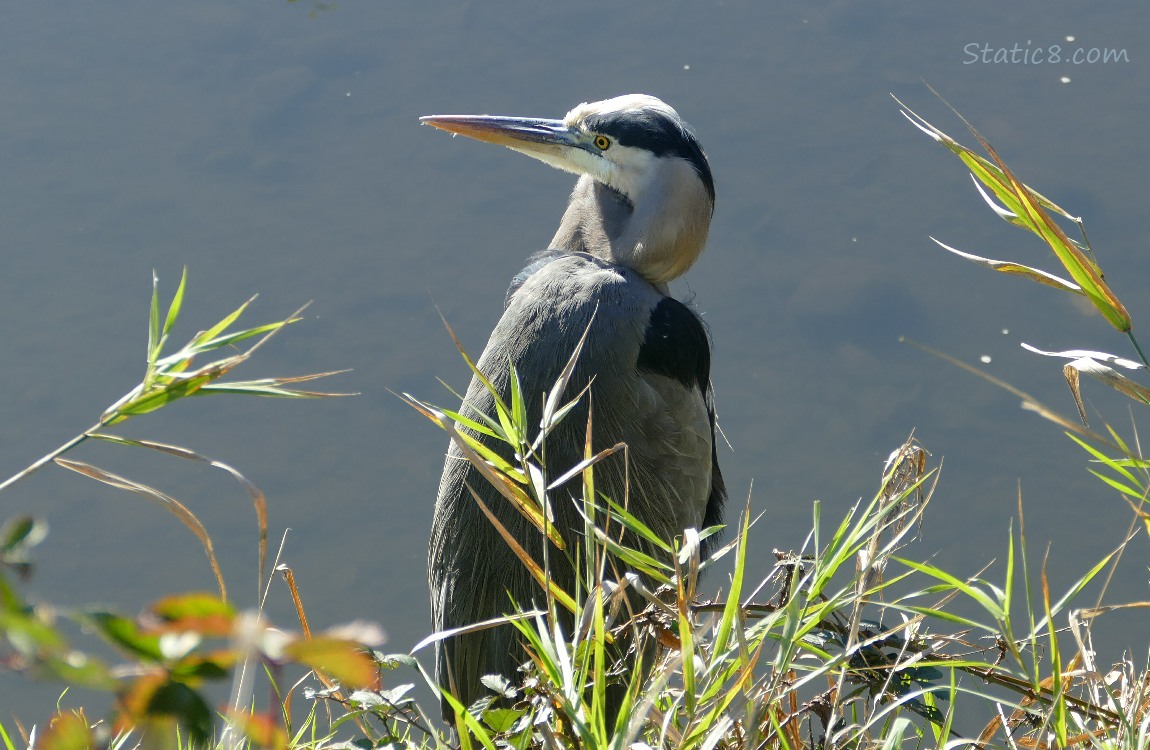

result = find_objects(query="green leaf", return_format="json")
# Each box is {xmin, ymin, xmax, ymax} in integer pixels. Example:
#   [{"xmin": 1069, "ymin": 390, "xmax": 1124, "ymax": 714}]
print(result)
[
  {"xmin": 162, "ymin": 267, "xmax": 188, "ymax": 341},
  {"xmin": 143, "ymin": 680, "xmax": 214, "ymax": 747},
  {"xmin": 893, "ymin": 557, "xmax": 1005, "ymax": 620},
  {"xmin": 602, "ymin": 496, "xmax": 674, "ymax": 554},
  {"xmin": 112, "ymin": 372, "xmax": 220, "ymax": 418},
  {"xmin": 0, "ymin": 516, "xmax": 47, "ymax": 556},
  {"xmin": 167, "ymin": 655, "xmax": 230, "ymax": 684},
  {"xmin": 481, "ymin": 707, "xmax": 523, "ymax": 733},
  {"xmin": 85, "ymin": 611, "xmax": 164, "ymax": 661},
  {"xmin": 189, "ymin": 295, "xmax": 258, "ymax": 349},
  {"xmin": 175, "ymin": 320, "xmax": 296, "ymax": 361},
  {"xmin": 147, "ymin": 271, "xmax": 161, "ymax": 366}
]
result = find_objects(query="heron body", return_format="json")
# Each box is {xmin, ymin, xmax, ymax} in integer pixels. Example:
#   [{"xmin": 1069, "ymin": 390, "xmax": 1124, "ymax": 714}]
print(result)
[{"xmin": 423, "ymin": 95, "xmax": 725, "ymax": 715}]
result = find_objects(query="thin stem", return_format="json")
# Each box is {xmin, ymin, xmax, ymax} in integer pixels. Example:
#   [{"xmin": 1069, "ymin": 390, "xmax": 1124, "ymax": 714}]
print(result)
[
  {"xmin": 1126, "ymin": 330, "xmax": 1150, "ymax": 371},
  {"xmin": 0, "ymin": 425, "xmax": 102, "ymax": 494}
]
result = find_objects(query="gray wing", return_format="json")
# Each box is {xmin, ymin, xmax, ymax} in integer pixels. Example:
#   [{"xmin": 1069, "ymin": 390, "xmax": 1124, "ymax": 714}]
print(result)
[
  {"xmin": 429, "ymin": 253, "xmax": 723, "ymax": 713},
  {"xmin": 636, "ymin": 296, "xmax": 726, "ymax": 551}
]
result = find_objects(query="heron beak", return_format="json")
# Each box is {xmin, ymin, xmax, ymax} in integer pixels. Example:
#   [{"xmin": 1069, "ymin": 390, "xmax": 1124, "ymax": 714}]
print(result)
[
  {"xmin": 420, "ymin": 113, "xmax": 587, "ymax": 172},
  {"xmin": 421, "ymin": 114, "xmax": 578, "ymax": 148}
]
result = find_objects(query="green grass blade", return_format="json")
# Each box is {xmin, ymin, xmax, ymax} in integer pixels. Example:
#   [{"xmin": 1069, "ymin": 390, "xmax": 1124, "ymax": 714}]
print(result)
[
  {"xmin": 190, "ymin": 295, "xmax": 258, "ymax": 349},
  {"xmin": 162, "ymin": 266, "xmax": 188, "ymax": 340}
]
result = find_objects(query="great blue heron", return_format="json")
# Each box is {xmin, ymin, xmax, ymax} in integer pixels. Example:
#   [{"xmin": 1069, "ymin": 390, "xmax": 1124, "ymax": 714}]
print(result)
[{"xmin": 422, "ymin": 94, "xmax": 725, "ymax": 717}]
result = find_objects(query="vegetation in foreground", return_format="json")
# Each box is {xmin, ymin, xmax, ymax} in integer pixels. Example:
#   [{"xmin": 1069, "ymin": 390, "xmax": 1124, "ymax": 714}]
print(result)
[{"xmin": 1, "ymin": 97, "xmax": 1149, "ymax": 749}]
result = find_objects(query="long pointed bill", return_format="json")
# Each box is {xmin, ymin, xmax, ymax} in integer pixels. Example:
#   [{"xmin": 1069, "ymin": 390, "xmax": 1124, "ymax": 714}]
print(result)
[{"xmin": 419, "ymin": 114, "xmax": 585, "ymax": 168}]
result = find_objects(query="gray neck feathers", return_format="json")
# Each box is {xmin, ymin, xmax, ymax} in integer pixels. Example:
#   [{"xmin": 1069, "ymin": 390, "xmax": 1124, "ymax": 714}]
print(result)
[{"xmin": 551, "ymin": 162, "xmax": 713, "ymax": 286}]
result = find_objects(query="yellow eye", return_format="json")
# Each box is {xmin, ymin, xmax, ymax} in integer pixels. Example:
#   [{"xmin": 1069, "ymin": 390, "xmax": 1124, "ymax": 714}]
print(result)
[{"xmin": 593, "ymin": 134, "xmax": 611, "ymax": 150}]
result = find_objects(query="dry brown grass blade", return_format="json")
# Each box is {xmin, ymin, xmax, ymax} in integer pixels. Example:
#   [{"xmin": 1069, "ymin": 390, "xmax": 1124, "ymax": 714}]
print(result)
[
  {"xmin": 274, "ymin": 563, "xmax": 377, "ymax": 739},
  {"xmin": 54, "ymin": 458, "xmax": 226, "ymax": 600},
  {"xmin": 89, "ymin": 434, "xmax": 269, "ymax": 598},
  {"xmin": 1063, "ymin": 364, "xmax": 1089, "ymax": 427},
  {"xmin": 277, "ymin": 564, "xmax": 311, "ymax": 639},
  {"xmin": 465, "ymin": 483, "xmax": 578, "ymax": 616},
  {"xmin": 975, "ymin": 710, "xmax": 1003, "ymax": 748},
  {"xmin": 1075, "ymin": 601, "xmax": 1150, "ymax": 619},
  {"xmin": 901, "ymin": 337, "xmax": 1121, "ymax": 451}
]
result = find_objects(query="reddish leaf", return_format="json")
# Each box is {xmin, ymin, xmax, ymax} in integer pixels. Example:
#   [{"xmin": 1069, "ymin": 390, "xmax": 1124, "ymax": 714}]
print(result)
[
  {"xmin": 225, "ymin": 710, "xmax": 289, "ymax": 750},
  {"xmin": 38, "ymin": 711, "xmax": 93, "ymax": 750},
  {"xmin": 149, "ymin": 592, "xmax": 236, "ymax": 636},
  {"xmin": 284, "ymin": 637, "xmax": 378, "ymax": 689}
]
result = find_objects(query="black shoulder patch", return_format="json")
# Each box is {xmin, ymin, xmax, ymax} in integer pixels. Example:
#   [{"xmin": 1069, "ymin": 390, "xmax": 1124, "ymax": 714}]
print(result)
[
  {"xmin": 638, "ymin": 297, "xmax": 726, "ymax": 557},
  {"xmin": 505, "ymin": 249, "xmax": 566, "ymax": 308},
  {"xmin": 636, "ymin": 297, "xmax": 710, "ymax": 395}
]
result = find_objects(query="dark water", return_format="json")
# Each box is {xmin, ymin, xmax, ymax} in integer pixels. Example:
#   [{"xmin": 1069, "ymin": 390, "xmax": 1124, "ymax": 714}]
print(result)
[{"xmin": 2, "ymin": 0, "xmax": 1147, "ymax": 727}]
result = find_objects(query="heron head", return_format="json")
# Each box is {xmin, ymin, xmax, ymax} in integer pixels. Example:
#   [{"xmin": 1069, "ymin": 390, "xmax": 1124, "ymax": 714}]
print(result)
[{"xmin": 422, "ymin": 95, "xmax": 715, "ymax": 284}]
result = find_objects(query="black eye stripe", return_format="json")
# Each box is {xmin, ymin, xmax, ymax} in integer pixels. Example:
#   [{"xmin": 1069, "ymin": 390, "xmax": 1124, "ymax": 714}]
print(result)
[{"xmin": 582, "ymin": 110, "xmax": 714, "ymax": 202}]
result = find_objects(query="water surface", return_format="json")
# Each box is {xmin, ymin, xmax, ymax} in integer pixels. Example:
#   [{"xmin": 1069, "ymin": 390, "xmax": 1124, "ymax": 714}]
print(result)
[{"xmin": 1, "ymin": 0, "xmax": 1147, "ymax": 725}]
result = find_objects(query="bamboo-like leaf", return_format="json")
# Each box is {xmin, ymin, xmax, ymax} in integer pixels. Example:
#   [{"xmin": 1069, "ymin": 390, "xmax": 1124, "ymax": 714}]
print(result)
[
  {"xmin": 534, "ymin": 381, "xmax": 594, "ymax": 455},
  {"xmin": 586, "ymin": 527, "xmax": 671, "ymax": 581},
  {"xmin": 182, "ymin": 321, "xmax": 298, "ymax": 359},
  {"xmin": 451, "ymin": 429, "xmax": 528, "ymax": 484},
  {"xmin": 971, "ymin": 177, "xmax": 1025, "ymax": 228},
  {"xmin": 196, "ymin": 375, "xmax": 353, "ymax": 399},
  {"xmin": 930, "ymin": 239, "xmax": 1081, "ymax": 293},
  {"xmin": 525, "ymin": 463, "xmax": 550, "ymax": 527},
  {"xmin": 893, "ymin": 557, "xmax": 1003, "ymax": 620},
  {"xmin": 1089, "ymin": 469, "xmax": 1145, "ymax": 500},
  {"xmin": 713, "ymin": 499, "xmax": 752, "ymax": 655},
  {"xmin": 507, "ymin": 359, "xmax": 526, "ymax": 449},
  {"xmin": 1020, "ymin": 344, "xmax": 1144, "ymax": 371},
  {"xmin": 897, "ymin": 99, "xmax": 1077, "ymax": 221},
  {"xmin": 547, "ymin": 442, "xmax": 625, "ymax": 490},
  {"xmin": 1035, "ymin": 547, "xmax": 1117, "ymax": 635},
  {"xmin": 436, "ymin": 308, "xmax": 511, "ymax": 427},
  {"xmin": 54, "ymin": 459, "xmax": 226, "ymax": 600},
  {"xmin": 1066, "ymin": 434, "xmax": 1142, "ymax": 487},
  {"xmin": 189, "ymin": 295, "xmax": 259, "ymax": 350},
  {"xmin": 162, "ymin": 267, "xmax": 188, "ymax": 341},
  {"xmin": 898, "ymin": 94, "xmax": 1131, "ymax": 331},
  {"xmin": 399, "ymin": 394, "xmax": 563, "ymax": 548},
  {"xmin": 409, "ymin": 609, "xmax": 546, "ymax": 654},
  {"xmin": 601, "ymin": 496, "xmax": 675, "ymax": 555},
  {"xmin": 540, "ymin": 314, "xmax": 595, "ymax": 434},
  {"xmin": 110, "ymin": 370, "xmax": 226, "ymax": 420},
  {"xmin": 581, "ymin": 506, "xmax": 673, "ymax": 578},
  {"xmin": 465, "ymin": 485, "xmax": 577, "ymax": 615},
  {"xmin": 1063, "ymin": 357, "xmax": 1150, "ymax": 407},
  {"xmin": 146, "ymin": 272, "xmax": 162, "ymax": 385}
]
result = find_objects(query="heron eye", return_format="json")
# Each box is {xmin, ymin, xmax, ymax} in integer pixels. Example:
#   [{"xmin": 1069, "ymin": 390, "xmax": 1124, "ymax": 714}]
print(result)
[{"xmin": 594, "ymin": 135, "xmax": 611, "ymax": 151}]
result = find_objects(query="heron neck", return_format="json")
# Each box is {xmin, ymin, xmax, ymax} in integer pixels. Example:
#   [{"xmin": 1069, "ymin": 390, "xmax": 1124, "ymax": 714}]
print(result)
[
  {"xmin": 550, "ymin": 177, "xmax": 631, "ymax": 260},
  {"xmin": 550, "ymin": 174, "xmax": 711, "ymax": 286}
]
